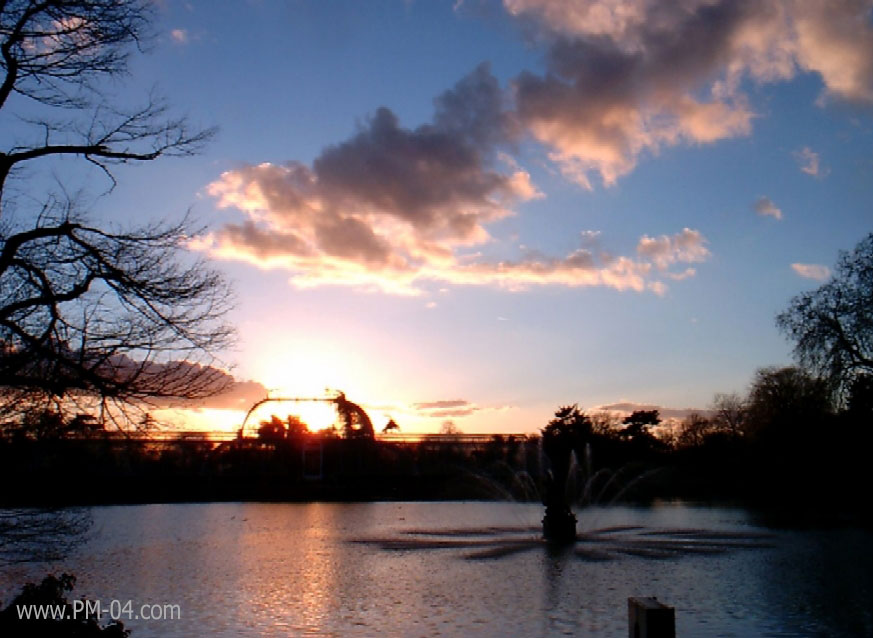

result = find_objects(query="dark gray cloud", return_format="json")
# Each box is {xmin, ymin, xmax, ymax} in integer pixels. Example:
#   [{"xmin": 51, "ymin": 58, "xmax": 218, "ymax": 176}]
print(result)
[
  {"xmin": 433, "ymin": 61, "xmax": 518, "ymax": 149},
  {"xmin": 98, "ymin": 354, "xmax": 268, "ymax": 410},
  {"xmin": 219, "ymin": 221, "xmax": 313, "ymax": 259},
  {"xmin": 313, "ymin": 105, "xmax": 509, "ymax": 235},
  {"xmin": 512, "ymin": 1, "xmax": 756, "ymax": 186},
  {"xmin": 204, "ymin": 64, "xmax": 538, "ymax": 292}
]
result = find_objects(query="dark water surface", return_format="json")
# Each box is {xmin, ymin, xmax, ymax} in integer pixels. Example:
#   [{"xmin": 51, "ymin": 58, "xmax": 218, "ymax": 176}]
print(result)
[{"xmin": 1, "ymin": 502, "xmax": 871, "ymax": 637}]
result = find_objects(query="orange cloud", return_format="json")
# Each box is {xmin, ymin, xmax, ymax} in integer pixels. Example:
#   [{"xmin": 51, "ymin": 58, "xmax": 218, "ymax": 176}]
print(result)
[
  {"xmin": 791, "ymin": 263, "xmax": 831, "ymax": 281},
  {"xmin": 198, "ymin": 66, "xmax": 711, "ymax": 295},
  {"xmin": 637, "ymin": 228, "xmax": 710, "ymax": 271},
  {"xmin": 507, "ymin": 0, "xmax": 873, "ymax": 187}
]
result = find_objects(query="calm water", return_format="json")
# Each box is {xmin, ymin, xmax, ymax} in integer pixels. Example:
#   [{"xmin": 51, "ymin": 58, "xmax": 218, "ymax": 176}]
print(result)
[{"xmin": 1, "ymin": 502, "xmax": 871, "ymax": 637}]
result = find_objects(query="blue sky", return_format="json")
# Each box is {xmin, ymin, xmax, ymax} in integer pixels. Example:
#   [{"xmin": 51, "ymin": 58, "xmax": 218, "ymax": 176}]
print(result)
[{"xmin": 74, "ymin": 0, "xmax": 873, "ymax": 433}]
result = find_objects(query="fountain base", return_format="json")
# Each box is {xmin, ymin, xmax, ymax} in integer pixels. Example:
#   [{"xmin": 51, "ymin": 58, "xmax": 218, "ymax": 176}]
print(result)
[{"xmin": 542, "ymin": 506, "xmax": 577, "ymax": 544}]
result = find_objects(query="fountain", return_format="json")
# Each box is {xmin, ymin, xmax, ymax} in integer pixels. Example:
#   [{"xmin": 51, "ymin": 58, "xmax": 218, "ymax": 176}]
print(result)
[
  {"xmin": 350, "ymin": 407, "xmax": 774, "ymax": 561},
  {"xmin": 540, "ymin": 406, "xmax": 582, "ymax": 544},
  {"xmin": 541, "ymin": 463, "xmax": 578, "ymax": 544}
]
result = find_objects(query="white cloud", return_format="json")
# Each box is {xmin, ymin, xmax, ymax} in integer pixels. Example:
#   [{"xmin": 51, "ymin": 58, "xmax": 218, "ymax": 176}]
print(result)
[
  {"xmin": 636, "ymin": 228, "xmax": 710, "ymax": 270},
  {"xmin": 170, "ymin": 28, "xmax": 188, "ymax": 44},
  {"xmin": 794, "ymin": 146, "xmax": 828, "ymax": 177},
  {"xmin": 754, "ymin": 196, "xmax": 783, "ymax": 220},
  {"xmin": 668, "ymin": 267, "xmax": 697, "ymax": 281},
  {"xmin": 791, "ymin": 263, "xmax": 831, "ymax": 281}
]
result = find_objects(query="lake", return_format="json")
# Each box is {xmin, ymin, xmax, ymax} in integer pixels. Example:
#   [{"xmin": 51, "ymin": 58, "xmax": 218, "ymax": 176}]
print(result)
[{"xmin": 1, "ymin": 502, "xmax": 871, "ymax": 637}]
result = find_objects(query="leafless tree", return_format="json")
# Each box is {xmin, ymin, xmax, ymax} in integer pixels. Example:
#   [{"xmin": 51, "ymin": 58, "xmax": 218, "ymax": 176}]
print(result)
[
  {"xmin": 710, "ymin": 392, "xmax": 747, "ymax": 438},
  {"xmin": 439, "ymin": 420, "xmax": 461, "ymax": 435},
  {"xmin": 0, "ymin": 1, "xmax": 232, "ymax": 428},
  {"xmin": 676, "ymin": 412, "xmax": 713, "ymax": 449},
  {"xmin": 590, "ymin": 410, "xmax": 621, "ymax": 438},
  {"xmin": 776, "ymin": 233, "xmax": 873, "ymax": 402}
]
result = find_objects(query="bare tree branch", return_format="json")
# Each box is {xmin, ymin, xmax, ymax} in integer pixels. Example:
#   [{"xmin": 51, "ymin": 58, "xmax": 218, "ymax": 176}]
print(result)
[
  {"xmin": 1, "ymin": 206, "xmax": 235, "ymax": 410},
  {"xmin": 1, "ymin": 2, "xmax": 216, "ymax": 206},
  {"xmin": 0, "ymin": 2, "xmax": 233, "ymax": 432}
]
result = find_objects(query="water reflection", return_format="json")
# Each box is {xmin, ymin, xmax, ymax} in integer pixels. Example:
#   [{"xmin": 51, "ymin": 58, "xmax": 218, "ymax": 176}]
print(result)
[
  {"xmin": 0, "ymin": 502, "xmax": 870, "ymax": 638},
  {"xmin": 352, "ymin": 523, "xmax": 774, "ymax": 561},
  {"xmin": 0, "ymin": 508, "xmax": 91, "ymax": 564}
]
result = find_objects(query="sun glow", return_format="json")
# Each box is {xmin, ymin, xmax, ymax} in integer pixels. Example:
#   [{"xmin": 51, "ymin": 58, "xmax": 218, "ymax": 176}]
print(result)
[
  {"xmin": 246, "ymin": 399, "xmax": 338, "ymax": 433},
  {"xmin": 154, "ymin": 407, "xmax": 246, "ymax": 433},
  {"xmin": 257, "ymin": 345, "xmax": 355, "ymax": 395},
  {"xmin": 246, "ymin": 336, "xmax": 367, "ymax": 432}
]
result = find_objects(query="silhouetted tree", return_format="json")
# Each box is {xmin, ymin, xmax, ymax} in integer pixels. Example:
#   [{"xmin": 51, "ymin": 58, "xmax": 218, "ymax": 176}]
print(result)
[
  {"xmin": 0, "ymin": 404, "xmax": 104, "ymax": 440},
  {"xmin": 0, "ymin": 1, "xmax": 231, "ymax": 426},
  {"xmin": 541, "ymin": 404, "xmax": 591, "ymax": 468},
  {"xmin": 846, "ymin": 374, "xmax": 873, "ymax": 419},
  {"xmin": 745, "ymin": 366, "xmax": 832, "ymax": 441},
  {"xmin": 710, "ymin": 392, "xmax": 747, "ymax": 438},
  {"xmin": 620, "ymin": 410, "xmax": 661, "ymax": 443},
  {"xmin": 285, "ymin": 414, "xmax": 309, "ymax": 440},
  {"xmin": 318, "ymin": 424, "xmax": 340, "ymax": 439},
  {"xmin": 590, "ymin": 410, "xmax": 622, "ymax": 439},
  {"xmin": 776, "ymin": 233, "xmax": 873, "ymax": 401},
  {"xmin": 676, "ymin": 412, "xmax": 714, "ymax": 449},
  {"xmin": 257, "ymin": 416, "xmax": 286, "ymax": 441},
  {"xmin": 334, "ymin": 393, "xmax": 374, "ymax": 439},
  {"xmin": 439, "ymin": 420, "xmax": 461, "ymax": 435},
  {"xmin": 382, "ymin": 419, "xmax": 400, "ymax": 433}
]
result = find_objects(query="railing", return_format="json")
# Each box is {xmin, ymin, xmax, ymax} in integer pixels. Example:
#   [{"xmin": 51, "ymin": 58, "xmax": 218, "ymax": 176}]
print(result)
[
  {"xmin": 376, "ymin": 433, "xmax": 531, "ymax": 444},
  {"xmin": 3, "ymin": 430, "xmax": 533, "ymax": 444}
]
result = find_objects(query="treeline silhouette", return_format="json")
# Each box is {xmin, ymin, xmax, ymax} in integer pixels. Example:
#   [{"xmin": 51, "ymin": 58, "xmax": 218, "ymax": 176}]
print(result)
[
  {"xmin": 537, "ymin": 366, "xmax": 873, "ymax": 525},
  {"xmin": 1, "ymin": 366, "xmax": 869, "ymax": 526},
  {"xmin": 0, "ymin": 414, "xmax": 544, "ymax": 504}
]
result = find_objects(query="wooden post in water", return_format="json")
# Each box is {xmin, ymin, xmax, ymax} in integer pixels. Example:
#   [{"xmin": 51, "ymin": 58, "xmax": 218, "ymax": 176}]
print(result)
[{"xmin": 628, "ymin": 597, "xmax": 675, "ymax": 638}]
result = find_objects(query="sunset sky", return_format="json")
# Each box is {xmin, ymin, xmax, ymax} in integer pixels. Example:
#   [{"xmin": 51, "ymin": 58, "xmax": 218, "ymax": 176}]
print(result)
[{"xmin": 76, "ymin": 0, "xmax": 872, "ymax": 433}]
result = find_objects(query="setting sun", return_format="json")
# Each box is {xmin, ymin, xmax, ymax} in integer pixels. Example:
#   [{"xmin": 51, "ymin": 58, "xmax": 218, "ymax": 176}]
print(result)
[
  {"xmin": 242, "ymin": 335, "xmax": 370, "ymax": 432},
  {"xmin": 250, "ymin": 335, "xmax": 362, "ymax": 398},
  {"xmin": 245, "ymin": 399, "xmax": 339, "ymax": 433}
]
